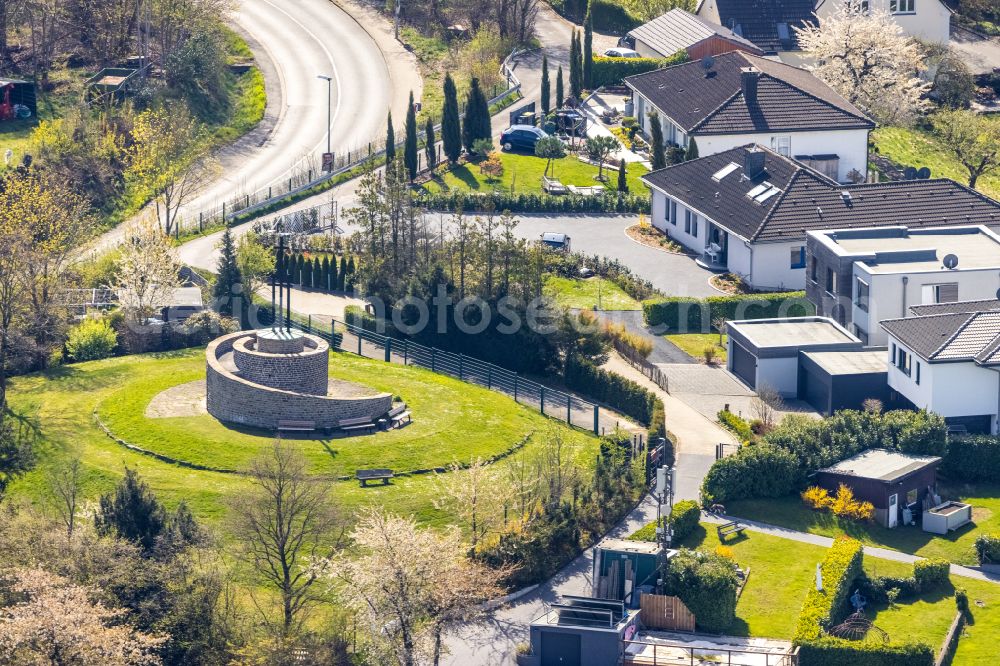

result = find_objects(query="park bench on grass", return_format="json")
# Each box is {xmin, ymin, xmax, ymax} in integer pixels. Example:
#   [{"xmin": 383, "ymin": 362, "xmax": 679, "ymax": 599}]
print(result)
[
  {"xmin": 339, "ymin": 416, "xmax": 376, "ymax": 433},
  {"xmin": 356, "ymin": 469, "xmax": 393, "ymax": 487},
  {"xmin": 542, "ymin": 175, "xmax": 569, "ymax": 195},
  {"xmin": 717, "ymin": 521, "xmax": 747, "ymax": 541},
  {"xmin": 387, "ymin": 404, "xmax": 411, "ymax": 428},
  {"xmin": 277, "ymin": 419, "xmax": 316, "ymax": 432},
  {"xmin": 567, "ymin": 184, "xmax": 605, "ymax": 197}
]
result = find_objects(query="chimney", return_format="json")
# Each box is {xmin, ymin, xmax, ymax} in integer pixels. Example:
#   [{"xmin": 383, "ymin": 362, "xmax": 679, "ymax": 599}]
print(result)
[
  {"xmin": 741, "ymin": 66, "xmax": 760, "ymax": 107},
  {"xmin": 744, "ymin": 147, "xmax": 766, "ymax": 180}
]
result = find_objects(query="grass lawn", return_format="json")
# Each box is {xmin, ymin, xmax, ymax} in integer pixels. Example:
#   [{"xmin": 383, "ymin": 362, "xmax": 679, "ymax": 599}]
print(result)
[
  {"xmin": 544, "ymin": 275, "xmax": 641, "ymax": 311},
  {"xmin": 725, "ymin": 485, "xmax": 1000, "ymax": 566},
  {"xmin": 872, "ymin": 125, "xmax": 1000, "ymax": 202},
  {"xmin": 419, "ymin": 152, "xmax": 650, "ymax": 197},
  {"xmin": 7, "ymin": 348, "xmax": 601, "ymax": 529},
  {"xmin": 664, "ymin": 333, "xmax": 728, "ymax": 363}
]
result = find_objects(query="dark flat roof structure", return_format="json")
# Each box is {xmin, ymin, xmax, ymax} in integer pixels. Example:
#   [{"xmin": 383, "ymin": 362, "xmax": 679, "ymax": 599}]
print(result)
[
  {"xmin": 818, "ymin": 448, "xmax": 941, "ymax": 483},
  {"xmin": 801, "ymin": 349, "xmax": 887, "ymax": 375}
]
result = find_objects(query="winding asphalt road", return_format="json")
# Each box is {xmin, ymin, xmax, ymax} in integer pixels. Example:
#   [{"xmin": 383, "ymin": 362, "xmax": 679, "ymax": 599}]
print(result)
[{"xmin": 88, "ymin": 0, "xmax": 418, "ymax": 254}]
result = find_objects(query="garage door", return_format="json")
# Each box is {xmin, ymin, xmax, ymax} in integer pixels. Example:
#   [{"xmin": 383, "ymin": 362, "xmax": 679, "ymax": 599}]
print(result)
[
  {"xmin": 731, "ymin": 341, "xmax": 756, "ymax": 390},
  {"xmin": 540, "ymin": 631, "xmax": 581, "ymax": 666},
  {"xmin": 802, "ymin": 367, "xmax": 830, "ymax": 415}
]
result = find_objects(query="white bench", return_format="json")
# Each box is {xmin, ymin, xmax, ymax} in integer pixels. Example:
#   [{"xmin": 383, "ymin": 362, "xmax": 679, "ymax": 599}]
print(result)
[{"xmin": 387, "ymin": 404, "xmax": 411, "ymax": 427}]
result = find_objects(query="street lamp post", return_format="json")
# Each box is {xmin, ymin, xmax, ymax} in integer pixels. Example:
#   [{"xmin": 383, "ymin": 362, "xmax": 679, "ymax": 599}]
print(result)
[{"xmin": 317, "ymin": 74, "xmax": 332, "ymax": 157}]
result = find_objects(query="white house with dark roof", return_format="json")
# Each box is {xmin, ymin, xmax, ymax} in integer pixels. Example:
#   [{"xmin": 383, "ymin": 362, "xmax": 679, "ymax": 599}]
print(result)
[
  {"xmin": 814, "ymin": 0, "xmax": 952, "ymax": 46},
  {"xmin": 881, "ymin": 301, "xmax": 1000, "ymax": 434},
  {"xmin": 626, "ymin": 8, "xmax": 763, "ymax": 60},
  {"xmin": 641, "ymin": 145, "xmax": 1000, "ymax": 291},
  {"xmin": 625, "ymin": 51, "xmax": 874, "ymax": 183}
]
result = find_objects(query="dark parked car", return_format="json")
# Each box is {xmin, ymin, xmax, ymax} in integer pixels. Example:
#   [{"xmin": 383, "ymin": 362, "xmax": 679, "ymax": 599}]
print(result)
[{"xmin": 500, "ymin": 125, "xmax": 549, "ymax": 152}]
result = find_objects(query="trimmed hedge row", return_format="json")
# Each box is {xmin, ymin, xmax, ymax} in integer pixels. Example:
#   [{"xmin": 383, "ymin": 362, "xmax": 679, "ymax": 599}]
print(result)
[
  {"xmin": 797, "ymin": 639, "xmax": 933, "ymax": 666},
  {"xmin": 643, "ymin": 292, "xmax": 813, "ymax": 332},
  {"xmin": 718, "ymin": 409, "xmax": 753, "ymax": 444},
  {"xmin": 591, "ymin": 52, "xmax": 688, "ymax": 87},
  {"xmin": 942, "ymin": 435, "xmax": 1000, "ymax": 482},
  {"xmin": 913, "ymin": 558, "xmax": 950, "ymax": 591},
  {"xmin": 662, "ymin": 549, "xmax": 739, "ymax": 633},
  {"xmin": 415, "ymin": 191, "xmax": 651, "ymax": 214},
  {"xmin": 974, "ymin": 533, "xmax": 1000, "ymax": 564},
  {"xmin": 565, "ymin": 355, "xmax": 655, "ymax": 425},
  {"xmin": 670, "ymin": 500, "xmax": 701, "ymax": 542},
  {"xmin": 700, "ymin": 444, "xmax": 801, "ymax": 503}
]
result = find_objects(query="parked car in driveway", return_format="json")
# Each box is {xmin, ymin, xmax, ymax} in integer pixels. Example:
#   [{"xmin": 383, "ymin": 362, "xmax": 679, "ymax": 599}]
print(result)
[
  {"xmin": 500, "ymin": 125, "xmax": 549, "ymax": 152},
  {"xmin": 603, "ymin": 47, "xmax": 641, "ymax": 58}
]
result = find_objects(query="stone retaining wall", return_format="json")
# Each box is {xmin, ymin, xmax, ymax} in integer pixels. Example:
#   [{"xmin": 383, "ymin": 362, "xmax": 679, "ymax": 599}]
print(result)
[
  {"xmin": 206, "ymin": 332, "xmax": 392, "ymax": 431},
  {"xmin": 233, "ymin": 335, "xmax": 329, "ymax": 396}
]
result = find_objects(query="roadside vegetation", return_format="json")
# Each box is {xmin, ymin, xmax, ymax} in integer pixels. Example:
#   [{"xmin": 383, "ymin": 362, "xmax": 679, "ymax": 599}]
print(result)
[{"xmin": 544, "ymin": 275, "xmax": 642, "ymax": 310}]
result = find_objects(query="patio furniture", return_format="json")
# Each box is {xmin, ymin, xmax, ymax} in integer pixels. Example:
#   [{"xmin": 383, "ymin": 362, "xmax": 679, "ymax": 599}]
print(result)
[
  {"xmin": 542, "ymin": 175, "xmax": 569, "ymax": 195},
  {"xmin": 705, "ymin": 242, "xmax": 722, "ymax": 264},
  {"xmin": 716, "ymin": 521, "xmax": 746, "ymax": 541},
  {"xmin": 356, "ymin": 469, "xmax": 394, "ymax": 487},
  {"xmin": 567, "ymin": 184, "xmax": 605, "ymax": 196},
  {"xmin": 387, "ymin": 403, "xmax": 411, "ymax": 427}
]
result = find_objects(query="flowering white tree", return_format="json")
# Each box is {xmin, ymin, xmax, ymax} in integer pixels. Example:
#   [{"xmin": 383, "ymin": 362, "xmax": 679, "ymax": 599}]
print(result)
[
  {"xmin": 795, "ymin": 7, "xmax": 931, "ymax": 124},
  {"xmin": 433, "ymin": 457, "xmax": 511, "ymax": 549},
  {"xmin": 113, "ymin": 216, "xmax": 180, "ymax": 325},
  {"xmin": 0, "ymin": 567, "xmax": 166, "ymax": 665}
]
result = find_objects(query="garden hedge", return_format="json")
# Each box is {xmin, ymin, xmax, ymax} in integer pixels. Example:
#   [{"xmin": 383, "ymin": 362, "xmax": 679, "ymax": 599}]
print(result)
[
  {"xmin": 591, "ymin": 51, "xmax": 687, "ymax": 87},
  {"xmin": 717, "ymin": 409, "xmax": 753, "ymax": 444},
  {"xmin": 669, "ymin": 500, "xmax": 701, "ymax": 542},
  {"xmin": 661, "ymin": 549, "xmax": 738, "ymax": 633},
  {"xmin": 913, "ymin": 558, "xmax": 950, "ymax": 591},
  {"xmin": 974, "ymin": 533, "xmax": 1000, "ymax": 564},
  {"xmin": 796, "ymin": 638, "xmax": 933, "ymax": 666},
  {"xmin": 700, "ymin": 444, "xmax": 801, "ymax": 503},
  {"xmin": 415, "ymin": 191, "xmax": 650, "ymax": 214},
  {"xmin": 552, "ymin": 0, "xmax": 641, "ymax": 32},
  {"xmin": 643, "ymin": 292, "xmax": 813, "ymax": 332},
  {"xmin": 943, "ymin": 435, "xmax": 1000, "ymax": 482},
  {"xmin": 565, "ymin": 355, "xmax": 655, "ymax": 426}
]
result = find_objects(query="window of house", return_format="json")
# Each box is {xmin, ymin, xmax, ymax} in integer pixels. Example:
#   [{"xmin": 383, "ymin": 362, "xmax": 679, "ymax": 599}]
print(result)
[
  {"xmin": 667, "ymin": 199, "xmax": 677, "ymax": 225},
  {"xmin": 916, "ymin": 361, "xmax": 921, "ymax": 385},
  {"xmin": 855, "ymin": 278, "xmax": 869, "ymax": 312},
  {"xmin": 854, "ymin": 325, "xmax": 869, "ymax": 346},
  {"xmin": 907, "ymin": 488, "xmax": 918, "ymax": 505},
  {"xmin": 891, "ymin": 343, "xmax": 897, "ymax": 365},
  {"xmin": 684, "ymin": 209, "xmax": 693, "ymax": 235},
  {"xmin": 790, "ymin": 246, "xmax": 806, "ymax": 269},
  {"xmin": 772, "ymin": 136, "xmax": 791, "ymax": 157},
  {"xmin": 891, "ymin": 0, "xmax": 915, "ymax": 13},
  {"xmin": 897, "ymin": 348, "xmax": 911, "ymax": 376},
  {"xmin": 826, "ymin": 268, "xmax": 836, "ymax": 294},
  {"xmin": 922, "ymin": 282, "xmax": 959, "ymax": 304},
  {"xmin": 810, "ymin": 260, "xmax": 818, "ymax": 284}
]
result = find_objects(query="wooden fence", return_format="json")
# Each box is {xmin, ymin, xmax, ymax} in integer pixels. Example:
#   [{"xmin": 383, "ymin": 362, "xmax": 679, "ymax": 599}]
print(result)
[{"xmin": 639, "ymin": 593, "xmax": 695, "ymax": 632}]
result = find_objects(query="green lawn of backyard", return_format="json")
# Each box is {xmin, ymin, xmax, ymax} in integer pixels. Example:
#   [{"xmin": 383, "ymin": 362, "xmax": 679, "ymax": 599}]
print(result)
[
  {"xmin": 664, "ymin": 333, "xmax": 728, "ymax": 363},
  {"xmin": 544, "ymin": 275, "xmax": 641, "ymax": 311},
  {"xmin": 872, "ymin": 125, "xmax": 1000, "ymax": 201},
  {"xmin": 629, "ymin": 522, "xmax": 1000, "ymax": 662},
  {"xmin": 725, "ymin": 485, "xmax": 1000, "ymax": 565},
  {"xmin": 419, "ymin": 152, "xmax": 649, "ymax": 196},
  {"xmin": 7, "ymin": 348, "xmax": 600, "ymax": 528}
]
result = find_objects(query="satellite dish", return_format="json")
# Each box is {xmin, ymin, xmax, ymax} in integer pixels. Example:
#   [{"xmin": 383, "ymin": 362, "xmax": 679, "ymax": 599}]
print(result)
[
  {"xmin": 916, "ymin": 166, "xmax": 931, "ymax": 180},
  {"xmin": 903, "ymin": 167, "xmax": 918, "ymax": 180},
  {"xmin": 943, "ymin": 254, "xmax": 959, "ymax": 270},
  {"xmin": 702, "ymin": 55, "xmax": 715, "ymax": 70}
]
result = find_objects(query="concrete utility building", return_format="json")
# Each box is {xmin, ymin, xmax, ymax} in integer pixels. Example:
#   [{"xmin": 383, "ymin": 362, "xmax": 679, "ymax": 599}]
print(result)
[
  {"xmin": 807, "ymin": 225, "xmax": 1000, "ymax": 346},
  {"xmin": 815, "ymin": 449, "xmax": 941, "ymax": 528}
]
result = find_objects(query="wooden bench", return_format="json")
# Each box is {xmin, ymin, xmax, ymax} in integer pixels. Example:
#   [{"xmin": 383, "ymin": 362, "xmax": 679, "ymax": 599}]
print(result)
[
  {"xmin": 356, "ymin": 468, "xmax": 393, "ymax": 487},
  {"xmin": 338, "ymin": 416, "xmax": 376, "ymax": 433},
  {"xmin": 277, "ymin": 420, "xmax": 316, "ymax": 432},
  {"xmin": 717, "ymin": 521, "xmax": 747, "ymax": 541},
  {"xmin": 387, "ymin": 404, "xmax": 411, "ymax": 427}
]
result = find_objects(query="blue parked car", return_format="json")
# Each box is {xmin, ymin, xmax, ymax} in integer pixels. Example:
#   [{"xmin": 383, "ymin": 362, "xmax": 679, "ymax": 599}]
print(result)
[{"xmin": 500, "ymin": 125, "xmax": 549, "ymax": 153}]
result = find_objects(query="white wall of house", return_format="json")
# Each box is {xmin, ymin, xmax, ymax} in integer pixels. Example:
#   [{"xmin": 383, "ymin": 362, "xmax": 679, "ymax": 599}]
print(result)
[
  {"xmin": 749, "ymin": 241, "xmax": 809, "ymax": 291},
  {"xmin": 757, "ymin": 356, "xmax": 801, "ymax": 398},
  {"xmin": 634, "ymin": 38, "xmax": 663, "ymax": 59},
  {"xmin": 727, "ymin": 238, "xmax": 753, "ymax": 279},
  {"xmin": 696, "ymin": 129, "xmax": 869, "ymax": 183},
  {"xmin": 816, "ymin": 0, "xmax": 951, "ymax": 45},
  {"xmin": 650, "ymin": 191, "xmax": 708, "ymax": 250},
  {"xmin": 635, "ymin": 94, "xmax": 688, "ymax": 147}
]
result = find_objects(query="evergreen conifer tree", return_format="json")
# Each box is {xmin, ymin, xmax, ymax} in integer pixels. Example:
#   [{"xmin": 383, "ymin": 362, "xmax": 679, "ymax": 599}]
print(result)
[
  {"xmin": 213, "ymin": 227, "xmax": 242, "ymax": 318},
  {"xmin": 462, "ymin": 78, "xmax": 491, "ymax": 153},
  {"xmin": 556, "ymin": 65, "xmax": 565, "ymax": 108},
  {"xmin": 569, "ymin": 32, "xmax": 581, "ymax": 100},
  {"xmin": 338, "ymin": 256, "xmax": 348, "ymax": 290},
  {"xmin": 583, "ymin": 3, "xmax": 594, "ymax": 90},
  {"xmin": 540, "ymin": 55, "xmax": 551, "ymax": 115},
  {"xmin": 617, "ymin": 160, "xmax": 628, "ymax": 193},
  {"xmin": 404, "ymin": 91, "xmax": 419, "ymax": 181},
  {"xmin": 95, "ymin": 468, "xmax": 167, "ymax": 555},
  {"xmin": 330, "ymin": 255, "xmax": 339, "ymax": 291},
  {"xmin": 685, "ymin": 137, "xmax": 699, "ymax": 161},
  {"xmin": 425, "ymin": 118, "xmax": 436, "ymax": 173},
  {"xmin": 649, "ymin": 112, "xmax": 666, "ymax": 170},
  {"xmin": 322, "ymin": 256, "xmax": 331, "ymax": 291},
  {"xmin": 296, "ymin": 254, "xmax": 305, "ymax": 286},
  {"xmin": 442, "ymin": 73, "xmax": 462, "ymax": 163},
  {"xmin": 385, "ymin": 111, "xmax": 396, "ymax": 162}
]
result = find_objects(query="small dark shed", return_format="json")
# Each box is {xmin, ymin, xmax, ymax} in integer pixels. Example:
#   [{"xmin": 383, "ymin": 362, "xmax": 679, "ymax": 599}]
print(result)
[
  {"xmin": 0, "ymin": 78, "xmax": 37, "ymax": 120},
  {"xmin": 815, "ymin": 449, "xmax": 941, "ymax": 529}
]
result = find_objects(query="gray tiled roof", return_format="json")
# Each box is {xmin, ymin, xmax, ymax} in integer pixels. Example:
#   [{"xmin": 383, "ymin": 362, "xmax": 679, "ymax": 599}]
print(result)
[
  {"xmin": 697, "ymin": 0, "xmax": 817, "ymax": 53},
  {"xmin": 625, "ymin": 51, "xmax": 873, "ymax": 135},
  {"xmin": 641, "ymin": 145, "xmax": 1000, "ymax": 243},
  {"xmin": 909, "ymin": 299, "xmax": 1000, "ymax": 317},
  {"xmin": 628, "ymin": 8, "xmax": 761, "ymax": 58},
  {"xmin": 881, "ymin": 311, "xmax": 1000, "ymax": 366}
]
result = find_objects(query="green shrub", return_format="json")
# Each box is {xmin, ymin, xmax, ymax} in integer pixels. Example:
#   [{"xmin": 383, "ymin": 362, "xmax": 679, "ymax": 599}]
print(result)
[
  {"xmin": 718, "ymin": 409, "xmax": 753, "ymax": 444},
  {"xmin": 670, "ymin": 500, "xmax": 700, "ymax": 542},
  {"xmin": 648, "ymin": 398, "xmax": 667, "ymax": 447},
  {"xmin": 65, "ymin": 318, "xmax": 118, "ymax": 362},
  {"xmin": 913, "ymin": 558, "xmax": 950, "ymax": 591},
  {"xmin": 591, "ymin": 51, "xmax": 688, "ymax": 87},
  {"xmin": 956, "ymin": 587, "xmax": 970, "ymax": 618},
  {"xmin": 974, "ymin": 533, "xmax": 1000, "ymax": 564},
  {"xmin": 643, "ymin": 292, "xmax": 812, "ymax": 332},
  {"xmin": 701, "ymin": 444, "xmax": 801, "ymax": 504},
  {"xmin": 796, "ymin": 638, "xmax": 934, "ymax": 666},
  {"xmin": 415, "ymin": 191, "xmax": 650, "ymax": 214},
  {"xmin": 859, "ymin": 574, "xmax": 919, "ymax": 603},
  {"xmin": 795, "ymin": 537, "xmax": 865, "ymax": 642},
  {"xmin": 943, "ymin": 435, "xmax": 1000, "ymax": 482},
  {"xmin": 661, "ymin": 549, "xmax": 738, "ymax": 633},
  {"xmin": 564, "ymin": 355, "xmax": 655, "ymax": 426}
]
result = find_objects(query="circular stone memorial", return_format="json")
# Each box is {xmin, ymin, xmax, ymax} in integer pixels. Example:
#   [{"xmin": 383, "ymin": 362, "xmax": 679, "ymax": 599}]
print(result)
[{"xmin": 206, "ymin": 328, "xmax": 392, "ymax": 431}]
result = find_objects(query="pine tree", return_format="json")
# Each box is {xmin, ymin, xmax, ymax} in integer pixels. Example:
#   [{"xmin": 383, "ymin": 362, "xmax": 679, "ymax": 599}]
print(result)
[
  {"xmin": 649, "ymin": 111, "xmax": 666, "ymax": 170},
  {"xmin": 463, "ymin": 78, "xmax": 491, "ymax": 153},
  {"xmin": 556, "ymin": 65, "xmax": 565, "ymax": 108},
  {"xmin": 385, "ymin": 111, "xmax": 396, "ymax": 162},
  {"xmin": 213, "ymin": 227, "xmax": 242, "ymax": 318},
  {"xmin": 583, "ymin": 3, "xmax": 594, "ymax": 90},
  {"xmin": 569, "ymin": 32, "xmax": 581, "ymax": 101},
  {"xmin": 296, "ymin": 254, "xmax": 305, "ymax": 286},
  {"xmin": 617, "ymin": 160, "xmax": 628, "ymax": 193},
  {"xmin": 425, "ymin": 118, "xmax": 436, "ymax": 173},
  {"xmin": 95, "ymin": 468, "xmax": 167, "ymax": 555},
  {"xmin": 685, "ymin": 137, "xmax": 699, "ymax": 161},
  {"xmin": 442, "ymin": 73, "xmax": 462, "ymax": 163},
  {"xmin": 330, "ymin": 255, "xmax": 339, "ymax": 292},
  {"xmin": 404, "ymin": 91, "xmax": 419, "ymax": 181},
  {"xmin": 541, "ymin": 55, "xmax": 551, "ymax": 115},
  {"xmin": 346, "ymin": 256, "xmax": 356, "ymax": 292},
  {"xmin": 322, "ymin": 256, "xmax": 331, "ymax": 291},
  {"xmin": 338, "ymin": 256, "xmax": 347, "ymax": 290},
  {"xmin": 312, "ymin": 258, "xmax": 323, "ymax": 290}
]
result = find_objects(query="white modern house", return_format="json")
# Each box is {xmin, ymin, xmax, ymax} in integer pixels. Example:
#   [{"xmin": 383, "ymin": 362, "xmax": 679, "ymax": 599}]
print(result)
[
  {"xmin": 641, "ymin": 145, "xmax": 1000, "ymax": 291},
  {"xmin": 806, "ymin": 226, "xmax": 1000, "ymax": 345},
  {"xmin": 882, "ymin": 302, "xmax": 1000, "ymax": 434},
  {"xmin": 814, "ymin": 0, "xmax": 952, "ymax": 45},
  {"xmin": 625, "ymin": 51, "xmax": 874, "ymax": 183}
]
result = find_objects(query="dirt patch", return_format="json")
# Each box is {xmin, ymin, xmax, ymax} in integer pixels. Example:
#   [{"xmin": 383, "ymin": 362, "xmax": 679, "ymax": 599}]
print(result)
[
  {"xmin": 146, "ymin": 380, "xmax": 208, "ymax": 418},
  {"xmin": 625, "ymin": 224, "xmax": 687, "ymax": 255}
]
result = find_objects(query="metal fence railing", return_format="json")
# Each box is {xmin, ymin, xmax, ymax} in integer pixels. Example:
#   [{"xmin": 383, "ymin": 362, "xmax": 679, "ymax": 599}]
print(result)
[
  {"xmin": 281, "ymin": 316, "xmax": 601, "ymax": 434},
  {"xmin": 178, "ymin": 49, "xmax": 524, "ymax": 234}
]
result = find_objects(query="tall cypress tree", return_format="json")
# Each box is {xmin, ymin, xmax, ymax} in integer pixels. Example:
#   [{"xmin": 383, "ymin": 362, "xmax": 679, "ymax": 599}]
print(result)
[
  {"xmin": 338, "ymin": 256, "xmax": 347, "ymax": 290},
  {"xmin": 404, "ymin": 91, "xmax": 418, "ymax": 181},
  {"xmin": 569, "ymin": 32, "xmax": 581, "ymax": 101},
  {"xmin": 330, "ymin": 255, "xmax": 339, "ymax": 292},
  {"xmin": 685, "ymin": 137, "xmax": 699, "ymax": 161},
  {"xmin": 346, "ymin": 257, "xmax": 356, "ymax": 292},
  {"xmin": 463, "ymin": 78, "xmax": 491, "ymax": 153},
  {"xmin": 322, "ymin": 256, "xmax": 331, "ymax": 291},
  {"xmin": 617, "ymin": 160, "xmax": 628, "ymax": 193},
  {"xmin": 296, "ymin": 254, "xmax": 305, "ymax": 286},
  {"xmin": 556, "ymin": 65, "xmax": 565, "ymax": 109},
  {"xmin": 583, "ymin": 3, "xmax": 594, "ymax": 90},
  {"xmin": 425, "ymin": 118, "xmax": 436, "ymax": 173},
  {"xmin": 649, "ymin": 111, "xmax": 666, "ymax": 170},
  {"xmin": 540, "ymin": 55, "xmax": 551, "ymax": 115},
  {"xmin": 385, "ymin": 111, "xmax": 396, "ymax": 162},
  {"xmin": 442, "ymin": 73, "xmax": 462, "ymax": 163},
  {"xmin": 213, "ymin": 227, "xmax": 242, "ymax": 318},
  {"xmin": 312, "ymin": 258, "xmax": 322, "ymax": 290}
]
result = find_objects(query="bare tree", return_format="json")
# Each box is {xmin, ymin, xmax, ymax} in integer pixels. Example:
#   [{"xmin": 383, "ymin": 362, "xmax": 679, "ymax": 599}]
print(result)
[
  {"xmin": 434, "ymin": 457, "xmax": 509, "ymax": 549},
  {"xmin": 750, "ymin": 384, "xmax": 783, "ymax": 433},
  {"xmin": 711, "ymin": 316, "xmax": 727, "ymax": 346},
  {"xmin": 47, "ymin": 449, "xmax": 83, "ymax": 538},
  {"xmin": 113, "ymin": 216, "xmax": 180, "ymax": 325},
  {"xmin": 228, "ymin": 440, "xmax": 342, "ymax": 635}
]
